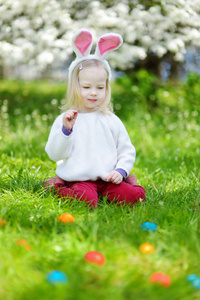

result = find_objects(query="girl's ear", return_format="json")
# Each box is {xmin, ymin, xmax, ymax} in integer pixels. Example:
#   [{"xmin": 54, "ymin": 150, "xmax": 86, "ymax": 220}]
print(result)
[
  {"xmin": 95, "ymin": 33, "xmax": 123, "ymax": 58},
  {"xmin": 72, "ymin": 28, "xmax": 93, "ymax": 58}
]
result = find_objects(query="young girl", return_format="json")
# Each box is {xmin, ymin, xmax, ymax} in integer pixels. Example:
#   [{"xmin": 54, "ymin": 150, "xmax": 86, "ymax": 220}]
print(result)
[{"xmin": 45, "ymin": 29, "xmax": 145, "ymax": 208}]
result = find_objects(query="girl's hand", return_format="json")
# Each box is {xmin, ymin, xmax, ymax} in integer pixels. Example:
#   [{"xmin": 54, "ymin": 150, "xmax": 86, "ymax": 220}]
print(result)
[
  {"xmin": 105, "ymin": 170, "xmax": 123, "ymax": 185},
  {"xmin": 63, "ymin": 110, "xmax": 78, "ymax": 131}
]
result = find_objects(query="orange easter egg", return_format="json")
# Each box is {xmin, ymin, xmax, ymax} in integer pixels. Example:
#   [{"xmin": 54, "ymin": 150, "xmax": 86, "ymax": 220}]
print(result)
[
  {"xmin": 57, "ymin": 213, "xmax": 75, "ymax": 223},
  {"xmin": 139, "ymin": 242, "xmax": 155, "ymax": 254},
  {"xmin": 84, "ymin": 251, "xmax": 105, "ymax": 265},
  {"xmin": 16, "ymin": 239, "xmax": 31, "ymax": 251},
  {"xmin": 0, "ymin": 218, "xmax": 6, "ymax": 227},
  {"xmin": 150, "ymin": 272, "xmax": 171, "ymax": 287}
]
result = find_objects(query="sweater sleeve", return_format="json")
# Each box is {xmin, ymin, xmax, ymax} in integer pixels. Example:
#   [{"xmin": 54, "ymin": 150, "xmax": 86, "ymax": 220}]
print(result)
[
  {"xmin": 113, "ymin": 115, "xmax": 136, "ymax": 175},
  {"xmin": 45, "ymin": 113, "xmax": 74, "ymax": 162}
]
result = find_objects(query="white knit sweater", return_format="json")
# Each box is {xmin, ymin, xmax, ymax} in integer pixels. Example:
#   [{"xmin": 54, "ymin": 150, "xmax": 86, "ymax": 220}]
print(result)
[{"xmin": 45, "ymin": 111, "xmax": 136, "ymax": 182}]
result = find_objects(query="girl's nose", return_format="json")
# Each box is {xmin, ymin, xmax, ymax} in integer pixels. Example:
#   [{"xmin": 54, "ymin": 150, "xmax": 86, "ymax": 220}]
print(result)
[{"xmin": 90, "ymin": 89, "xmax": 97, "ymax": 96}]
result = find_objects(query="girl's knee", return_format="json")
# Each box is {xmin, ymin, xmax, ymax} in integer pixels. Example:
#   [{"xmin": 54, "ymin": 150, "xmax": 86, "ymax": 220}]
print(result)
[
  {"xmin": 126, "ymin": 185, "xmax": 146, "ymax": 204},
  {"xmin": 54, "ymin": 184, "xmax": 98, "ymax": 208},
  {"xmin": 106, "ymin": 183, "xmax": 146, "ymax": 205},
  {"xmin": 55, "ymin": 186, "xmax": 74, "ymax": 198},
  {"xmin": 71, "ymin": 183, "xmax": 98, "ymax": 208},
  {"xmin": 136, "ymin": 185, "xmax": 146, "ymax": 202},
  {"xmin": 75, "ymin": 191, "xmax": 98, "ymax": 208}
]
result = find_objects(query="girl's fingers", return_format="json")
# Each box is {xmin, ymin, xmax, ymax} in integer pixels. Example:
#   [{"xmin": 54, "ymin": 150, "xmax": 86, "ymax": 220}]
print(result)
[
  {"xmin": 72, "ymin": 110, "xmax": 78, "ymax": 117},
  {"xmin": 68, "ymin": 111, "xmax": 78, "ymax": 120},
  {"xmin": 66, "ymin": 113, "xmax": 74, "ymax": 120},
  {"xmin": 113, "ymin": 173, "xmax": 123, "ymax": 184},
  {"xmin": 105, "ymin": 173, "xmax": 113, "ymax": 182},
  {"xmin": 64, "ymin": 110, "xmax": 78, "ymax": 121},
  {"xmin": 63, "ymin": 110, "xmax": 78, "ymax": 131},
  {"xmin": 113, "ymin": 177, "xmax": 121, "ymax": 184},
  {"xmin": 106, "ymin": 171, "xmax": 123, "ymax": 184}
]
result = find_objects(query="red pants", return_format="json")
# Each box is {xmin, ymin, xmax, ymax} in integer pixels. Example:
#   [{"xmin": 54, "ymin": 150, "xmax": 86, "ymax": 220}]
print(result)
[{"xmin": 53, "ymin": 180, "xmax": 145, "ymax": 208}]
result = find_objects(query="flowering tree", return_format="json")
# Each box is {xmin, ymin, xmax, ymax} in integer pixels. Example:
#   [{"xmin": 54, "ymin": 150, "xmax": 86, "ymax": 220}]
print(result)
[{"xmin": 0, "ymin": 0, "xmax": 200, "ymax": 78}]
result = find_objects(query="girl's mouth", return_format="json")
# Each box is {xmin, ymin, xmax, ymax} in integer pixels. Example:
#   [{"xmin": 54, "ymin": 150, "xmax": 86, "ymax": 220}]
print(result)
[{"xmin": 88, "ymin": 99, "xmax": 97, "ymax": 102}]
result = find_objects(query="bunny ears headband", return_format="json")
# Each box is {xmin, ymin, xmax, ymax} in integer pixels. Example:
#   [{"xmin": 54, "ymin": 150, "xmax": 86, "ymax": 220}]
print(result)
[{"xmin": 68, "ymin": 28, "xmax": 123, "ymax": 81}]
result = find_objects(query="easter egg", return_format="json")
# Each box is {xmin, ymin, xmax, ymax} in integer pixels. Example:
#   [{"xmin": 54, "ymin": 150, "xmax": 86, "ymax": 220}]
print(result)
[
  {"xmin": 16, "ymin": 239, "xmax": 31, "ymax": 251},
  {"xmin": 150, "ymin": 272, "xmax": 171, "ymax": 287},
  {"xmin": 141, "ymin": 221, "xmax": 150, "ymax": 229},
  {"xmin": 84, "ymin": 251, "xmax": 105, "ymax": 265},
  {"xmin": 187, "ymin": 274, "xmax": 200, "ymax": 290},
  {"xmin": 191, "ymin": 277, "xmax": 200, "ymax": 289},
  {"xmin": 141, "ymin": 222, "xmax": 157, "ymax": 232},
  {"xmin": 47, "ymin": 270, "xmax": 68, "ymax": 285},
  {"xmin": 139, "ymin": 243, "xmax": 155, "ymax": 254},
  {"xmin": 187, "ymin": 274, "xmax": 196, "ymax": 281},
  {"xmin": 0, "ymin": 218, "xmax": 6, "ymax": 227},
  {"xmin": 57, "ymin": 213, "xmax": 75, "ymax": 223}
]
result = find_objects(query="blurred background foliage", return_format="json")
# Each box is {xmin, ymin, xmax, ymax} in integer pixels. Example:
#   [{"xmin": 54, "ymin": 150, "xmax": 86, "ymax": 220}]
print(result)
[{"xmin": 1, "ymin": 70, "xmax": 199, "ymax": 126}]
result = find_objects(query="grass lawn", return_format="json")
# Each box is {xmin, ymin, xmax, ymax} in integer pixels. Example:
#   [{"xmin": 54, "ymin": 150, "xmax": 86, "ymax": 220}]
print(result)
[{"xmin": 0, "ymin": 79, "xmax": 200, "ymax": 299}]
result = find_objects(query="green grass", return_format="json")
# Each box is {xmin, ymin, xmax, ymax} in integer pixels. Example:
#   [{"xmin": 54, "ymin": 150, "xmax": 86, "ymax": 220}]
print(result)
[{"xmin": 0, "ymin": 77, "xmax": 200, "ymax": 299}]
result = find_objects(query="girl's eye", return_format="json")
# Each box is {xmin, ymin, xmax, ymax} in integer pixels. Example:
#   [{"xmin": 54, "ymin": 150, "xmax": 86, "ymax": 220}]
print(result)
[
  {"xmin": 98, "ymin": 87, "xmax": 104, "ymax": 89},
  {"xmin": 83, "ymin": 86, "xmax": 89, "ymax": 89}
]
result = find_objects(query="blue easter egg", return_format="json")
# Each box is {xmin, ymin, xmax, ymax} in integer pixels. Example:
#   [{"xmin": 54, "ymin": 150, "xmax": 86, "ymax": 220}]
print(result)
[
  {"xmin": 192, "ymin": 277, "xmax": 200, "ymax": 288},
  {"xmin": 141, "ymin": 222, "xmax": 157, "ymax": 232},
  {"xmin": 149, "ymin": 223, "xmax": 157, "ymax": 232},
  {"xmin": 187, "ymin": 274, "xmax": 196, "ymax": 281},
  {"xmin": 47, "ymin": 270, "xmax": 68, "ymax": 285},
  {"xmin": 141, "ymin": 222, "xmax": 150, "ymax": 229}
]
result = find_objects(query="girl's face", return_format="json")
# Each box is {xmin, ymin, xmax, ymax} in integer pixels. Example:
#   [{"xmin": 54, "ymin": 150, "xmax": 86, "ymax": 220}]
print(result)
[{"xmin": 78, "ymin": 64, "xmax": 107, "ymax": 112}]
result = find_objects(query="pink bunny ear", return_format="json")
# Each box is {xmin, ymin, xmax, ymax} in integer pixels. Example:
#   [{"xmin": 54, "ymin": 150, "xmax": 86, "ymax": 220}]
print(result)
[
  {"xmin": 95, "ymin": 33, "xmax": 123, "ymax": 58},
  {"xmin": 72, "ymin": 29, "xmax": 93, "ymax": 58}
]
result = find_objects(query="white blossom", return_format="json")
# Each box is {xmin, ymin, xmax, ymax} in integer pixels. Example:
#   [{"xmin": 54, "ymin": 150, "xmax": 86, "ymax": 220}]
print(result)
[
  {"xmin": 0, "ymin": 0, "xmax": 200, "ymax": 76},
  {"xmin": 152, "ymin": 45, "xmax": 167, "ymax": 58},
  {"xmin": 174, "ymin": 52, "xmax": 185, "ymax": 62},
  {"xmin": 167, "ymin": 39, "xmax": 185, "ymax": 53},
  {"xmin": 37, "ymin": 51, "xmax": 54, "ymax": 65}
]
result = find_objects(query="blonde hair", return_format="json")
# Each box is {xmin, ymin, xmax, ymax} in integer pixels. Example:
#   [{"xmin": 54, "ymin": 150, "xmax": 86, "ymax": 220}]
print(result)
[{"xmin": 62, "ymin": 59, "xmax": 113, "ymax": 114}]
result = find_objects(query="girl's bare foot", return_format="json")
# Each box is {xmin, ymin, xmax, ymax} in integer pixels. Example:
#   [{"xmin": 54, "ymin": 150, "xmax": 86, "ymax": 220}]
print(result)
[
  {"xmin": 125, "ymin": 174, "xmax": 137, "ymax": 185},
  {"xmin": 43, "ymin": 176, "xmax": 65, "ymax": 189}
]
